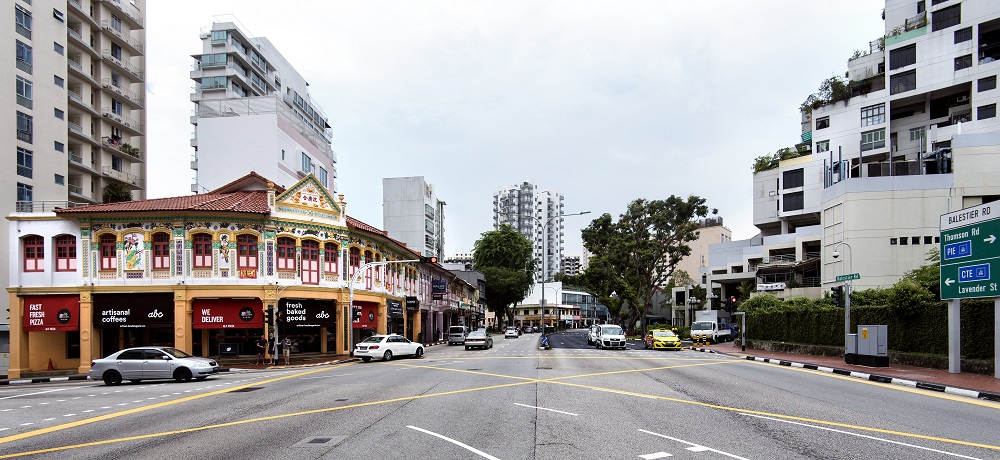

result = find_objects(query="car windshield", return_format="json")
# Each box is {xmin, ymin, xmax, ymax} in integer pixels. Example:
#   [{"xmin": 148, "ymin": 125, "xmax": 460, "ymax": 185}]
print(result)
[
  {"xmin": 161, "ymin": 347, "xmax": 193, "ymax": 359},
  {"xmin": 652, "ymin": 331, "xmax": 676, "ymax": 338},
  {"xmin": 361, "ymin": 336, "xmax": 385, "ymax": 344},
  {"xmin": 601, "ymin": 326, "xmax": 623, "ymax": 335},
  {"xmin": 691, "ymin": 321, "xmax": 712, "ymax": 331},
  {"xmin": 468, "ymin": 331, "xmax": 486, "ymax": 338}
]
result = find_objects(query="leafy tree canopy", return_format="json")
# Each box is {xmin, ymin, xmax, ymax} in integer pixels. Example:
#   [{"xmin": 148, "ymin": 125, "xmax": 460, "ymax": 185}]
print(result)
[
  {"xmin": 103, "ymin": 183, "xmax": 133, "ymax": 203},
  {"xmin": 472, "ymin": 225, "xmax": 535, "ymax": 326}
]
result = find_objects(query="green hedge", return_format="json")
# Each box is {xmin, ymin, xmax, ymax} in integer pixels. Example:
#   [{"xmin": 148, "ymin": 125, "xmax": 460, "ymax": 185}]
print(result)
[{"xmin": 746, "ymin": 299, "xmax": 996, "ymax": 360}]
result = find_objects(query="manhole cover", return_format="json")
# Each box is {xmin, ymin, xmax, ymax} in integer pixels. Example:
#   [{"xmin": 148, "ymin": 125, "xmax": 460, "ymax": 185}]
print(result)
[{"xmin": 229, "ymin": 387, "xmax": 262, "ymax": 393}]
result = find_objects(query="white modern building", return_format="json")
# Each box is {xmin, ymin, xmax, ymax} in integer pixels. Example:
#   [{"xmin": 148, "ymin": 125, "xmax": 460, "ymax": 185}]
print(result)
[
  {"xmin": 3, "ymin": 0, "xmax": 147, "ymax": 351},
  {"xmin": 190, "ymin": 16, "xmax": 335, "ymax": 193},
  {"xmin": 382, "ymin": 176, "xmax": 446, "ymax": 260},
  {"xmin": 561, "ymin": 255, "xmax": 581, "ymax": 277},
  {"xmin": 493, "ymin": 181, "xmax": 565, "ymax": 282},
  {"xmin": 692, "ymin": 0, "xmax": 1000, "ymax": 314}
]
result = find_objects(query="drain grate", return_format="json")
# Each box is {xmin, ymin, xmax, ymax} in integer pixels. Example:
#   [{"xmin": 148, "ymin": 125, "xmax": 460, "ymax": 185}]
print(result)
[
  {"xmin": 334, "ymin": 398, "xmax": 348, "ymax": 401},
  {"xmin": 292, "ymin": 435, "xmax": 346, "ymax": 448},
  {"xmin": 466, "ymin": 368, "xmax": 482, "ymax": 371},
  {"xmin": 229, "ymin": 387, "xmax": 262, "ymax": 393}
]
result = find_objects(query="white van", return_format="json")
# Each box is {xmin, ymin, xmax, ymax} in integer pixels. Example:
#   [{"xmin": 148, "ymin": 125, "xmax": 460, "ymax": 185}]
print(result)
[
  {"xmin": 447, "ymin": 326, "xmax": 468, "ymax": 345},
  {"xmin": 594, "ymin": 324, "xmax": 627, "ymax": 349}
]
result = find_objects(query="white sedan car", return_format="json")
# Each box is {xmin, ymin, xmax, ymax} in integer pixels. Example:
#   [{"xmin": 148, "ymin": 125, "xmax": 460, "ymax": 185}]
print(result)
[
  {"xmin": 504, "ymin": 327, "xmax": 519, "ymax": 339},
  {"xmin": 354, "ymin": 334, "xmax": 424, "ymax": 362}
]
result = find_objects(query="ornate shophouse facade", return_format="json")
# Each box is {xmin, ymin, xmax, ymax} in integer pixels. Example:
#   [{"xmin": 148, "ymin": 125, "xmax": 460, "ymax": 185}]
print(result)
[{"xmin": 6, "ymin": 173, "xmax": 477, "ymax": 378}]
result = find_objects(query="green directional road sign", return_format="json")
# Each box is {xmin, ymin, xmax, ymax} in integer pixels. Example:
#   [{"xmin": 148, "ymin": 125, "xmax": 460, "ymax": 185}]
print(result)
[
  {"xmin": 939, "ymin": 202, "xmax": 1000, "ymax": 300},
  {"xmin": 835, "ymin": 273, "xmax": 860, "ymax": 282}
]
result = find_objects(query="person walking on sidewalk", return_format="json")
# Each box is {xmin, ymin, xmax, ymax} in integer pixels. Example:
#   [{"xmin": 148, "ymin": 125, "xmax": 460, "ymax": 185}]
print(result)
[
  {"xmin": 282, "ymin": 337, "xmax": 292, "ymax": 365},
  {"xmin": 255, "ymin": 335, "xmax": 267, "ymax": 365}
]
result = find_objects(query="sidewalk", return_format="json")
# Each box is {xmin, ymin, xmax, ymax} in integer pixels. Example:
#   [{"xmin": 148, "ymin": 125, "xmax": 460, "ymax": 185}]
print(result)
[{"xmin": 699, "ymin": 341, "xmax": 1000, "ymax": 401}]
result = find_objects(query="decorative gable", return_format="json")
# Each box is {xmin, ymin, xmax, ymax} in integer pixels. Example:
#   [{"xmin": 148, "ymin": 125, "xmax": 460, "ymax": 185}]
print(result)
[{"xmin": 275, "ymin": 174, "xmax": 342, "ymax": 221}]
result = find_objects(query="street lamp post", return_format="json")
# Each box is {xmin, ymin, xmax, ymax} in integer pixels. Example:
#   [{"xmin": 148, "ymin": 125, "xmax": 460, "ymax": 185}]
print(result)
[
  {"xmin": 348, "ymin": 259, "xmax": 419, "ymax": 356},
  {"xmin": 832, "ymin": 241, "xmax": 854, "ymax": 358},
  {"xmin": 538, "ymin": 211, "xmax": 590, "ymax": 338}
]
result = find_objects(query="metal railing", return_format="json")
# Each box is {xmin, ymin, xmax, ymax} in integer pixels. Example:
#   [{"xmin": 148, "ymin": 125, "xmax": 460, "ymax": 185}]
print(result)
[
  {"xmin": 102, "ymin": 136, "xmax": 141, "ymax": 161},
  {"xmin": 101, "ymin": 50, "xmax": 143, "ymax": 80},
  {"xmin": 102, "ymin": 0, "xmax": 144, "ymax": 28},
  {"xmin": 101, "ymin": 107, "xmax": 144, "ymax": 133},
  {"xmin": 101, "ymin": 20, "xmax": 144, "ymax": 53},
  {"xmin": 102, "ymin": 166, "xmax": 143, "ymax": 188},
  {"xmin": 16, "ymin": 94, "xmax": 32, "ymax": 109},
  {"xmin": 68, "ymin": 59, "xmax": 83, "ymax": 73},
  {"xmin": 101, "ymin": 78, "xmax": 143, "ymax": 106},
  {"xmin": 16, "ymin": 58, "xmax": 32, "ymax": 74},
  {"xmin": 15, "ymin": 201, "xmax": 84, "ymax": 213},
  {"xmin": 16, "ymin": 24, "xmax": 31, "ymax": 40}
]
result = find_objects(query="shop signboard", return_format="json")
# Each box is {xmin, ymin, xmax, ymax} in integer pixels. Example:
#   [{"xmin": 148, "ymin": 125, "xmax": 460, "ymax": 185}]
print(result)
[
  {"xmin": 93, "ymin": 293, "xmax": 174, "ymax": 328},
  {"xmin": 192, "ymin": 299, "xmax": 263, "ymax": 329},
  {"xmin": 280, "ymin": 299, "xmax": 336, "ymax": 328},
  {"xmin": 405, "ymin": 296, "xmax": 419, "ymax": 312},
  {"xmin": 353, "ymin": 302, "xmax": 378, "ymax": 329},
  {"xmin": 432, "ymin": 279, "xmax": 446, "ymax": 300},
  {"xmin": 387, "ymin": 299, "xmax": 403, "ymax": 318},
  {"xmin": 22, "ymin": 295, "xmax": 79, "ymax": 332}
]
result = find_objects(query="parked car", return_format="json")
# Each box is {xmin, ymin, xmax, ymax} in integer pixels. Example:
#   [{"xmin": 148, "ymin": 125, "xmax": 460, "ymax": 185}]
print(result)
[
  {"xmin": 464, "ymin": 330, "xmax": 494, "ymax": 349},
  {"xmin": 89, "ymin": 346, "xmax": 219, "ymax": 386},
  {"xmin": 522, "ymin": 326, "xmax": 533, "ymax": 334},
  {"xmin": 594, "ymin": 324, "xmax": 627, "ymax": 349},
  {"xmin": 587, "ymin": 324, "xmax": 600, "ymax": 345},
  {"xmin": 354, "ymin": 334, "xmax": 424, "ymax": 362},
  {"xmin": 644, "ymin": 329, "xmax": 683, "ymax": 350},
  {"xmin": 532, "ymin": 326, "xmax": 540, "ymax": 333},
  {"xmin": 504, "ymin": 327, "xmax": 520, "ymax": 338},
  {"xmin": 448, "ymin": 326, "xmax": 469, "ymax": 345}
]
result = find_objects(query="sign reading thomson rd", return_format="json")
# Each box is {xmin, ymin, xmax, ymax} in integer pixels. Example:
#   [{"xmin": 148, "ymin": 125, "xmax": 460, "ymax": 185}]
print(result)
[{"xmin": 940, "ymin": 202, "xmax": 1000, "ymax": 300}]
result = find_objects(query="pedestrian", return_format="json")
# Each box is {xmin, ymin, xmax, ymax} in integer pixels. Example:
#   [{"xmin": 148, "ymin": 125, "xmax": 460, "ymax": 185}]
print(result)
[
  {"xmin": 255, "ymin": 334, "xmax": 267, "ymax": 365},
  {"xmin": 435, "ymin": 328, "xmax": 440, "ymax": 342},
  {"xmin": 282, "ymin": 337, "xmax": 292, "ymax": 365}
]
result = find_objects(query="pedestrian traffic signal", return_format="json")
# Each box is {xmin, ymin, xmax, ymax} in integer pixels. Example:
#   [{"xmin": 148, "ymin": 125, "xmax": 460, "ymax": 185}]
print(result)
[
  {"xmin": 275, "ymin": 308, "xmax": 285, "ymax": 324},
  {"xmin": 419, "ymin": 256, "xmax": 437, "ymax": 264},
  {"xmin": 831, "ymin": 285, "xmax": 844, "ymax": 308},
  {"xmin": 264, "ymin": 307, "xmax": 274, "ymax": 325}
]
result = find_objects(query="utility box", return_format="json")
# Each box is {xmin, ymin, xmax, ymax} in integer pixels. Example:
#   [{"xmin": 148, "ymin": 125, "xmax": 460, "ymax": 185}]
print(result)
[
  {"xmin": 855, "ymin": 325, "xmax": 889, "ymax": 367},
  {"xmin": 845, "ymin": 333, "xmax": 858, "ymax": 365}
]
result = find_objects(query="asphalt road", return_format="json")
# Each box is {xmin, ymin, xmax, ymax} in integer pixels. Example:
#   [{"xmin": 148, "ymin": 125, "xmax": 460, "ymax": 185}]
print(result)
[{"xmin": 1, "ymin": 329, "xmax": 998, "ymax": 459}]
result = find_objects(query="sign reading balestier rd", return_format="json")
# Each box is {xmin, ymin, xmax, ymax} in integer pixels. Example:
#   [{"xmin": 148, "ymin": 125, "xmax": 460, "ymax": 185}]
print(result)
[{"xmin": 940, "ymin": 202, "xmax": 1000, "ymax": 300}]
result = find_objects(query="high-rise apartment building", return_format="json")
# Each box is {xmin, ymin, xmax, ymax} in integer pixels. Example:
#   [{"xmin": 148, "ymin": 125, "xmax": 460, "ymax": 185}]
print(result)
[
  {"xmin": 382, "ymin": 176, "xmax": 446, "ymax": 260},
  {"xmin": 561, "ymin": 255, "xmax": 581, "ymax": 277},
  {"xmin": 3, "ymin": 0, "xmax": 147, "ymax": 346},
  {"xmin": 493, "ymin": 181, "xmax": 564, "ymax": 282},
  {"xmin": 190, "ymin": 17, "xmax": 335, "ymax": 193}
]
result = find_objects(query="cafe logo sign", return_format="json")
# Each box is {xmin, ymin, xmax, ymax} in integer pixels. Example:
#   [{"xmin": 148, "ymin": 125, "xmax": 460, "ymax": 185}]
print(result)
[
  {"xmin": 148, "ymin": 309, "xmax": 164, "ymax": 318},
  {"xmin": 239, "ymin": 307, "xmax": 255, "ymax": 322}
]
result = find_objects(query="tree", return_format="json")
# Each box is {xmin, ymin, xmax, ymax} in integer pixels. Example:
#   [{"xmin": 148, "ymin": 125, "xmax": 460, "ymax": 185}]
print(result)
[
  {"xmin": 903, "ymin": 248, "xmax": 940, "ymax": 300},
  {"xmin": 472, "ymin": 225, "xmax": 535, "ymax": 326},
  {"xmin": 103, "ymin": 183, "xmax": 133, "ymax": 203},
  {"xmin": 581, "ymin": 196, "xmax": 712, "ymax": 335}
]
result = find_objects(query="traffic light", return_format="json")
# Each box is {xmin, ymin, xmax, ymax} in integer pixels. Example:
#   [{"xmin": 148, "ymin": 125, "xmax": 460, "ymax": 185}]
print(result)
[
  {"xmin": 275, "ymin": 308, "xmax": 285, "ymax": 324},
  {"xmin": 729, "ymin": 296, "xmax": 737, "ymax": 308},
  {"xmin": 419, "ymin": 256, "xmax": 437, "ymax": 264},
  {"xmin": 831, "ymin": 285, "xmax": 844, "ymax": 308},
  {"xmin": 264, "ymin": 307, "xmax": 274, "ymax": 325}
]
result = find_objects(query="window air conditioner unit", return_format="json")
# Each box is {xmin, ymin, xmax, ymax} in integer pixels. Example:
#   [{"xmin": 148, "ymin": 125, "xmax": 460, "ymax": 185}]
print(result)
[{"xmin": 956, "ymin": 95, "xmax": 969, "ymax": 103}]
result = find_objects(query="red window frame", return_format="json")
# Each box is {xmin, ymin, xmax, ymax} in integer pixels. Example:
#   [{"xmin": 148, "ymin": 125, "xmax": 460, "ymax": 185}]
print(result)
[
  {"xmin": 193, "ymin": 233, "xmax": 212, "ymax": 269},
  {"xmin": 100, "ymin": 234, "xmax": 117, "ymax": 271},
  {"xmin": 301, "ymin": 240, "xmax": 319, "ymax": 285},
  {"xmin": 324, "ymin": 242, "xmax": 338, "ymax": 275},
  {"xmin": 55, "ymin": 234, "xmax": 77, "ymax": 272},
  {"xmin": 152, "ymin": 232, "xmax": 170, "ymax": 270},
  {"xmin": 349, "ymin": 247, "xmax": 360, "ymax": 277},
  {"xmin": 277, "ymin": 237, "xmax": 296, "ymax": 271},
  {"xmin": 237, "ymin": 234, "xmax": 258, "ymax": 271},
  {"xmin": 23, "ymin": 235, "xmax": 44, "ymax": 272},
  {"xmin": 364, "ymin": 250, "xmax": 373, "ymax": 289}
]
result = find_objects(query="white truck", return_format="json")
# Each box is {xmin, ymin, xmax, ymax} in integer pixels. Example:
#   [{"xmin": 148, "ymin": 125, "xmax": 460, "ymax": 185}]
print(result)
[{"xmin": 691, "ymin": 310, "xmax": 732, "ymax": 343}]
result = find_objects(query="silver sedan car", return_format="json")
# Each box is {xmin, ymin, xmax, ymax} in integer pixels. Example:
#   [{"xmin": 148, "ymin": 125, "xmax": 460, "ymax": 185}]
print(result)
[
  {"xmin": 464, "ymin": 330, "xmax": 493, "ymax": 350},
  {"xmin": 89, "ymin": 346, "xmax": 220, "ymax": 386}
]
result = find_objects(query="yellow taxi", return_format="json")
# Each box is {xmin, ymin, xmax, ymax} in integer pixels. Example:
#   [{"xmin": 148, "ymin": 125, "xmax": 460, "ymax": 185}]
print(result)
[{"xmin": 644, "ymin": 328, "xmax": 682, "ymax": 350}]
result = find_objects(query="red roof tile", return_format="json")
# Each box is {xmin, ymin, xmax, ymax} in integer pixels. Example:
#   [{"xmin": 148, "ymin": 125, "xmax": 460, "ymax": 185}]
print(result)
[{"xmin": 55, "ymin": 191, "xmax": 272, "ymax": 214}]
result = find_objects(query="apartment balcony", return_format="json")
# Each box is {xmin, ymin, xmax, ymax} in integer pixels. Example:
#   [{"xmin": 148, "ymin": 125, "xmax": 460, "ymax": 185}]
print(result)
[
  {"xmin": 16, "ymin": 57, "xmax": 32, "ymax": 74},
  {"xmin": 67, "ymin": 0, "xmax": 99, "ymax": 28},
  {"xmin": 102, "ymin": 136, "xmax": 142, "ymax": 162},
  {"xmin": 68, "ymin": 149, "xmax": 99, "ymax": 175},
  {"xmin": 14, "ymin": 201, "xmax": 83, "ymax": 213},
  {"xmin": 68, "ymin": 121, "xmax": 99, "ymax": 145},
  {"xmin": 66, "ymin": 27, "xmax": 99, "ymax": 58},
  {"xmin": 101, "ymin": 20, "xmax": 144, "ymax": 54},
  {"xmin": 67, "ymin": 57, "xmax": 100, "ymax": 87},
  {"xmin": 67, "ymin": 90, "xmax": 100, "ymax": 117},
  {"xmin": 101, "ymin": 0, "xmax": 144, "ymax": 29},
  {"xmin": 101, "ymin": 50, "xmax": 144, "ymax": 81},
  {"xmin": 101, "ymin": 107, "xmax": 144, "ymax": 135},
  {"xmin": 102, "ymin": 78, "xmax": 144, "ymax": 107},
  {"xmin": 16, "ymin": 94, "xmax": 32, "ymax": 110},
  {"xmin": 16, "ymin": 23, "xmax": 31, "ymax": 40},
  {"xmin": 102, "ymin": 166, "xmax": 143, "ymax": 189}
]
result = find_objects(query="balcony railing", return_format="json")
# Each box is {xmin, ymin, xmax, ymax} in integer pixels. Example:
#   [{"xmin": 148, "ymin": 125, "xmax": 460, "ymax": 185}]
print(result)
[
  {"xmin": 16, "ymin": 94, "xmax": 32, "ymax": 109},
  {"xmin": 17, "ymin": 129, "xmax": 32, "ymax": 143},
  {"xmin": 102, "ymin": 0, "xmax": 144, "ymax": 28},
  {"xmin": 102, "ymin": 136, "xmax": 141, "ymax": 161},
  {"xmin": 102, "ymin": 166, "xmax": 144, "ymax": 188},
  {"xmin": 68, "ymin": 27, "xmax": 83, "ymax": 43},
  {"xmin": 101, "ymin": 20, "xmax": 144, "ymax": 54},
  {"xmin": 68, "ymin": 90, "xmax": 84, "ymax": 104},
  {"xmin": 68, "ymin": 59, "xmax": 83, "ymax": 73},
  {"xmin": 102, "ymin": 50, "xmax": 143, "ymax": 80},
  {"xmin": 15, "ymin": 201, "xmax": 82, "ymax": 213},
  {"xmin": 69, "ymin": 151, "xmax": 84, "ymax": 164},
  {"xmin": 68, "ymin": 183, "xmax": 83, "ymax": 195},
  {"xmin": 16, "ymin": 58, "xmax": 32, "ymax": 74},
  {"xmin": 101, "ymin": 107, "xmax": 144, "ymax": 134},
  {"xmin": 16, "ymin": 24, "xmax": 31, "ymax": 40},
  {"xmin": 102, "ymin": 78, "xmax": 143, "ymax": 106}
]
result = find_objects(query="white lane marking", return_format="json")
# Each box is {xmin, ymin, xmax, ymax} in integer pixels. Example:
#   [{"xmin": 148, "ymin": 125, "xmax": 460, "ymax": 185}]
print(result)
[
  {"xmin": 0, "ymin": 386, "xmax": 82, "ymax": 401},
  {"xmin": 639, "ymin": 430, "xmax": 749, "ymax": 460},
  {"xmin": 513, "ymin": 403, "xmax": 578, "ymax": 416},
  {"xmin": 407, "ymin": 425, "xmax": 501, "ymax": 460},
  {"xmin": 741, "ymin": 414, "xmax": 983, "ymax": 460},
  {"xmin": 640, "ymin": 452, "xmax": 673, "ymax": 459},
  {"xmin": 62, "ymin": 414, "xmax": 75, "ymax": 417}
]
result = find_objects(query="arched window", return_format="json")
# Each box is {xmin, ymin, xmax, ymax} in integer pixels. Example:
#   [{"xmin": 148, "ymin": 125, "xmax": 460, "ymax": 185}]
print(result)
[
  {"xmin": 23, "ymin": 235, "xmax": 44, "ymax": 272},
  {"xmin": 152, "ymin": 232, "xmax": 170, "ymax": 270},
  {"xmin": 277, "ymin": 237, "xmax": 296, "ymax": 271},
  {"xmin": 301, "ymin": 240, "xmax": 319, "ymax": 285},
  {"xmin": 237, "ymin": 234, "xmax": 258, "ymax": 272},
  {"xmin": 55, "ymin": 235, "xmax": 77, "ymax": 272},
  {"xmin": 100, "ymin": 234, "xmax": 117, "ymax": 270},
  {"xmin": 193, "ymin": 233, "xmax": 212, "ymax": 268},
  {"xmin": 324, "ymin": 242, "xmax": 339, "ymax": 276}
]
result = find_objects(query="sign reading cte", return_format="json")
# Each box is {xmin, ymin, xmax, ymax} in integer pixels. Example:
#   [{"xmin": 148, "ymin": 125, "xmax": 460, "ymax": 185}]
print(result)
[{"xmin": 939, "ymin": 202, "xmax": 999, "ymax": 300}]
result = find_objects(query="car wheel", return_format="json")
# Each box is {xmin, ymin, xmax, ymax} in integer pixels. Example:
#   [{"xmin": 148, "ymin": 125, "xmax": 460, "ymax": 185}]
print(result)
[
  {"xmin": 465, "ymin": 346, "xmax": 470, "ymax": 350},
  {"xmin": 415, "ymin": 347, "xmax": 424, "ymax": 358},
  {"xmin": 174, "ymin": 368, "xmax": 192, "ymax": 383},
  {"xmin": 102, "ymin": 370, "xmax": 122, "ymax": 386},
  {"xmin": 361, "ymin": 357, "xmax": 372, "ymax": 363},
  {"xmin": 383, "ymin": 350, "xmax": 393, "ymax": 362}
]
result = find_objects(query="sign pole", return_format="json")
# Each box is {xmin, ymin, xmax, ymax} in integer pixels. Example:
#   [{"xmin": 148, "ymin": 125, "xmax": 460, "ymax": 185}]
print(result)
[{"xmin": 949, "ymin": 299, "xmax": 961, "ymax": 374}]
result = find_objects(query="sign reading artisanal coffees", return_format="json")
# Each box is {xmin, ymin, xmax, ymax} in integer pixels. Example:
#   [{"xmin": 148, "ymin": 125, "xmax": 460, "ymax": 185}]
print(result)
[
  {"xmin": 93, "ymin": 293, "xmax": 174, "ymax": 328},
  {"xmin": 279, "ymin": 299, "xmax": 336, "ymax": 327},
  {"xmin": 192, "ymin": 298, "xmax": 263, "ymax": 329},
  {"xmin": 387, "ymin": 299, "xmax": 403, "ymax": 318},
  {"xmin": 405, "ymin": 296, "xmax": 419, "ymax": 312},
  {"xmin": 22, "ymin": 295, "xmax": 79, "ymax": 332}
]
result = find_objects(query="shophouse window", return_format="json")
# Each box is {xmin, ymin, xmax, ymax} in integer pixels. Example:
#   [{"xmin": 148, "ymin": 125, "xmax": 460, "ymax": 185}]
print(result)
[
  {"xmin": 277, "ymin": 237, "xmax": 295, "ymax": 271},
  {"xmin": 55, "ymin": 234, "xmax": 76, "ymax": 272},
  {"xmin": 99, "ymin": 234, "xmax": 117, "ymax": 270},
  {"xmin": 932, "ymin": 4, "xmax": 960, "ymax": 32},
  {"xmin": 860, "ymin": 103, "xmax": 885, "ymax": 126},
  {"xmin": 324, "ymin": 242, "xmax": 338, "ymax": 275},
  {"xmin": 193, "ymin": 233, "xmax": 212, "ymax": 268},
  {"xmin": 237, "ymin": 234, "xmax": 258, "ymax": 271},
  {"xmin": 23, "ymin": 235, "xmax": 44, "ymax": 272},
  {"xmin": 301, "ymin": 240, "xmax": 319, "ymax": 285},
  {"xmin": 861, "ymin": 129, "xmax": 886, "ymax": 151},
  {"xmin": 890, "ymin": 70, "xmax": 916, "ymax": 95},
  {"xmin": 152, "ymin": 232, "xmax": 170, "ymax": 269},
  {"xmin": 978, "ymin": 104, "xmax": 997, "ymax": 120},
  {"xmin": 889, "ymin": 44, "xmax": 916, "ymax": 70},
  {"xmin": 349, "ymin": 247, "xmax": 360, "ymax": 268}
]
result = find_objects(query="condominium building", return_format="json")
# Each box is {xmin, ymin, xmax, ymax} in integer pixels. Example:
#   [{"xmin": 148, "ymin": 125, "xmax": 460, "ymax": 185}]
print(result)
[
  {"xmin": 493, "ymin": 181, "xmax": 564, "ymax": 282},
  {"xmin": 3, "ymin": 0, "xmax": 147, "ymax": 349},
  {"xmin": 561, "ymin": 255, "xmax": 581, "ymax": 277},
  {"xmin": 689, "ymin": 0, "xmax": 1000, "ymax": 323},
  {"xmin": 189, "ymin": 16, "xmax": 335, "ymax": 193},
  {"xmin": 382, "ymin": 176, "xmax": 446, "ymax": 260}
]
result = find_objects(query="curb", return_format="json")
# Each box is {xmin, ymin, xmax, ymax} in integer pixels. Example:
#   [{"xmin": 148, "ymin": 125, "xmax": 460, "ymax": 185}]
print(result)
[
  {"xmin": 744, "ymin": 355, "xmax": 1000, "ymax": 402},
  {"xmin": 690, "ymin": 347, "xmax": 720, "ymax": 354}
]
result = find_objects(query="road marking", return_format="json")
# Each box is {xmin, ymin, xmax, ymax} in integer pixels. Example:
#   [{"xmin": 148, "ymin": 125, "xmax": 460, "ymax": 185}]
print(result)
[
  {"xmin": 639, "ymin": 452, "xmax": 672, "ymax": 459},
  {"xmin": 639, "ymin": 430, "xmax": 749, "ymax": 460},
  {"xmin": 0, "ymin": 387, "xmax": 83, "ymax": 401},
  {"xmin": 513, "ymin": 403, "xmax": 577, "ymax": 416},
  {"xmin": 407, "ymin": 426, "xmax": 501, "ymax": 460},
  {"xmin": 741, "ymin": 414, "xmax": 984, "ymax": 459}
]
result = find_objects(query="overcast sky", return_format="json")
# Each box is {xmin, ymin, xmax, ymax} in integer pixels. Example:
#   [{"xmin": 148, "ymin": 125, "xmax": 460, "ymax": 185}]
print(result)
[{"xmin": 145, "ymin": 1, "xmax": 886, "ymax": 256}]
